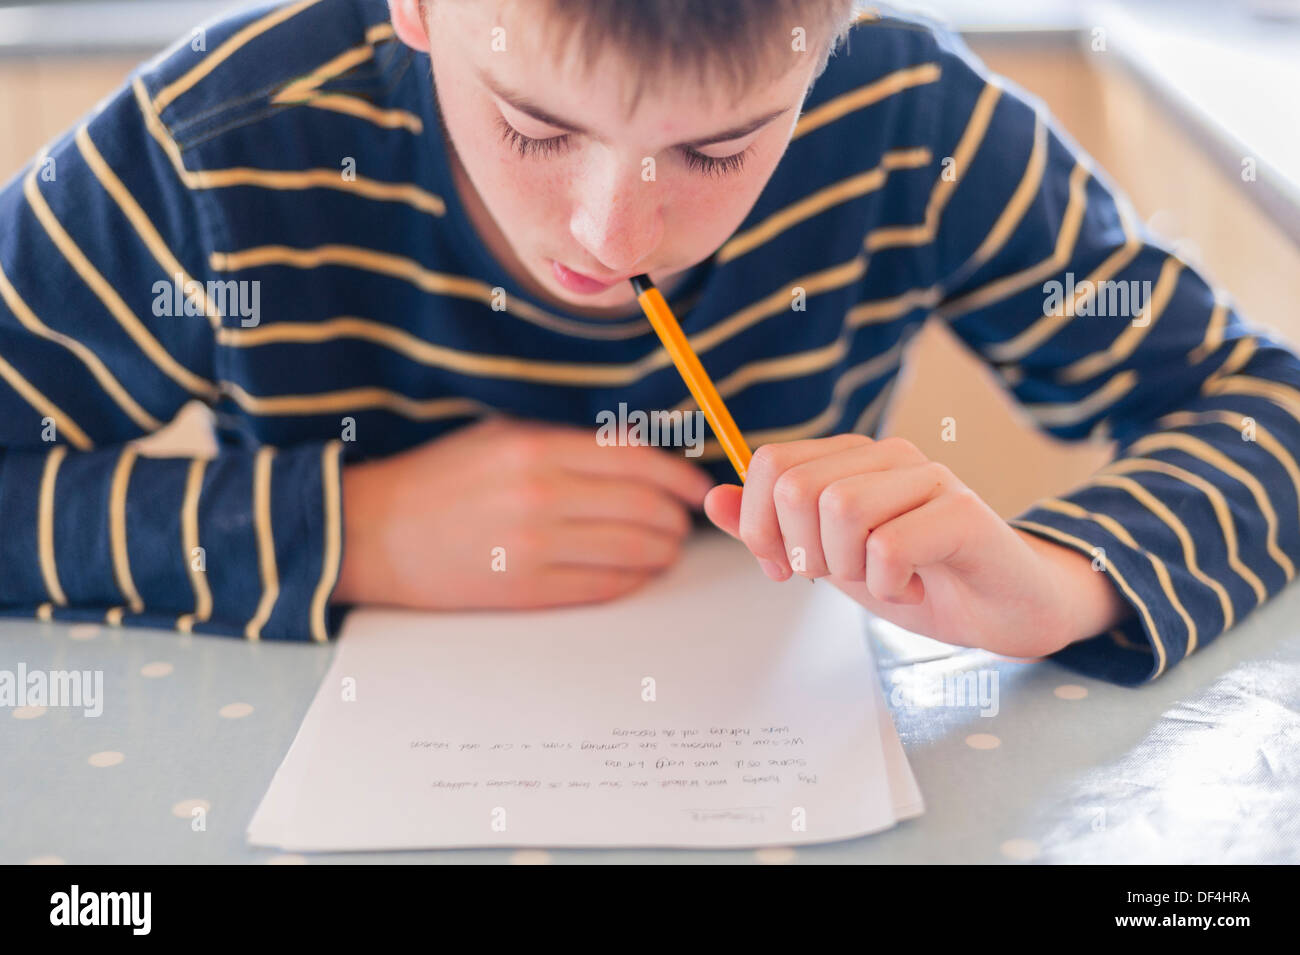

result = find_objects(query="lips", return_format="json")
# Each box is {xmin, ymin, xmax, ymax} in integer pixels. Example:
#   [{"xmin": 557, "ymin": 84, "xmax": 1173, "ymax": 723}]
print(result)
[{"xmin": 550, "ymin": 260, "xmax": 627, "ymax": 295}]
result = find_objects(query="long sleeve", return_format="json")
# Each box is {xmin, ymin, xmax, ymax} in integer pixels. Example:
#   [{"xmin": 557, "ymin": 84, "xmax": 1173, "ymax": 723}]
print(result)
[
  {"xmin": 920, "ymin": 27, "xmax": 1300, "ymax": 683},
  {"xmin": 0, "ymin": 64, "xmax": 345, "ymax": 642}
]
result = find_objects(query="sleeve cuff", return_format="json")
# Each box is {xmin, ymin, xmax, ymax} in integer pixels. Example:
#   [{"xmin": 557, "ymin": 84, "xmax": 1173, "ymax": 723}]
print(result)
[{"xmin": 1010, "ymin": 507, "xmax": 1184, "ymax": 685}]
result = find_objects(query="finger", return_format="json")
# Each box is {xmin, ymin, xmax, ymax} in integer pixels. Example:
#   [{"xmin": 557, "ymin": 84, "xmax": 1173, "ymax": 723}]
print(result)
[
  {"xmin": 768, "ymin": 437, "xmax": 926, "ymax": 579},
  {"xmin": 789, "ymin": 434, "xmax": 930, "ymax": 482},
  {"xmin": 502, "ymin": 565, "xmax": 658, "ymax": 609},
  {"xmin": 548, "ymin": 475, "xmax": 693, "ymax": 539},
  {"xmin": 819, "ymin": 462, "xmax": 955, "ymax": 580},
  {"xmin": 703, "ymin": 484, "xmax": 743, "ymax": 539},
  {"xmin": 865, "ymin": 492, "xmax": 973, "ymax": 603},
  {"xmin": 740, "ymin": 434, "xmax": 870, "ymax": 578},
  {"xmin": 559, "ymin": 432, "xmax": 716, "ymax": 509},
  {"xmin": 544, "ymin": 522, "xmax": 685, "ymax": 571}
]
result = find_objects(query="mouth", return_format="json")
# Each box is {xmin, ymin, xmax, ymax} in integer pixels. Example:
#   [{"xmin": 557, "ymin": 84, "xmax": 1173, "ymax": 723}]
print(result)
[{"xmin": 549, "ymin": 260, "xmax": 633, "ymax": 296}]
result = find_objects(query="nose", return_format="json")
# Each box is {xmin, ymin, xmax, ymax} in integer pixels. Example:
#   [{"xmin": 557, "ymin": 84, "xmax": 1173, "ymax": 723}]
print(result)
[{"xmin": 568, "ymin": 154, "xmax": 663, "ymax": 275}]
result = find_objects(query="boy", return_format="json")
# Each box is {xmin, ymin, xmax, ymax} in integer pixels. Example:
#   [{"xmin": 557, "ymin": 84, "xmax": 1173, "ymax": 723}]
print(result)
[{"xmin": 1, "ymin": 0, "xmax": 1296, "ymax": 686}]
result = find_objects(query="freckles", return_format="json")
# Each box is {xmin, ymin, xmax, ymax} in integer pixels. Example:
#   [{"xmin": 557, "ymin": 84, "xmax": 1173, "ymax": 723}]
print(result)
[
  {"xmin": 674, "ymin": 175, "xmax": 763, "ymax": 231},
  {"xmin": 504, "ymin": 166, "xmax": 572, "ymax": 228}
]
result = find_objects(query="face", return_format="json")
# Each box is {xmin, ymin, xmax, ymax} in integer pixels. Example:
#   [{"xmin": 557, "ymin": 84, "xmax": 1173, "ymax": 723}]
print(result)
[{"xmin": 390, "ymin": 0, "xmax": 826, "ymax": 315}]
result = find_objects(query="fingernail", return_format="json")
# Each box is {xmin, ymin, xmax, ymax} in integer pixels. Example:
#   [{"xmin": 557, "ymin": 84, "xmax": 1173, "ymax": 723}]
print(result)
[{"xmin": 758, "ymin": 558, "xmax": 787, "ymax": 580}]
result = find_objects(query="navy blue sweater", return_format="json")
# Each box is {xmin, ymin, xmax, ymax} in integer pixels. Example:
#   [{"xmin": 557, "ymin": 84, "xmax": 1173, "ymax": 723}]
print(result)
[{"xmin": 2, "ymin": 0, "xmax": 1298, "ymax": 685}]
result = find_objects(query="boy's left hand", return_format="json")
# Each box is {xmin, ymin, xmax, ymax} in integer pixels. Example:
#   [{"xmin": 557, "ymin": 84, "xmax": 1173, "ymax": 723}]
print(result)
[{"xmin": 702, "ymin": 434, "xmax": 1130, "ymax": 658}]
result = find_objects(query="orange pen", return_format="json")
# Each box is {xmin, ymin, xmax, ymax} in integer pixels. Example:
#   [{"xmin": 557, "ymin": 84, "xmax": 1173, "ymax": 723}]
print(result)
[{"xmin": 630, "ymin": 274, "xmax": 753, "ymax": 483}]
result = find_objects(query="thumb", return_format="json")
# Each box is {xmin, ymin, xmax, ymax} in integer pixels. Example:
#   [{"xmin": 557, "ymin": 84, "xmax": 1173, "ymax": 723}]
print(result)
[{"xmin": 703, "ymin": 484, "xmax": 743, "ymax": 539}]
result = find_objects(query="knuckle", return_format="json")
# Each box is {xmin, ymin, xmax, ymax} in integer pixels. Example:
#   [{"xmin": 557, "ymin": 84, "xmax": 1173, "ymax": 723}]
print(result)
[
  {"xmin": 649, "ymin": 534, "xmax": 683, "ymax": 566},
  {"xmin": 512, "ymin": 526, "xmax": 547, "ymax": 564},
  {"xmin": 514, "ymin": 475, "xmax": 556, "ymax": 511},
  {"xmin": 835, "ymin": 432, "xmax": 873, "ymax": 453},
  {"xmin": 621, "ymin": 485, "xmax": 655, "ymax": 515},
  {"xmin": 922, "ymin": 460, "xmax": 954, "ymax": 488},
  {"xmin": 819, "ymin": 483, "xmax": 860, "ymax": 524},
  {"xmin": 618, "ymin": 529, "xmax": 658, "ymax": 565},
  {"xmin": 866, "ymin": 528, "xmax": 896, "ymax": 565},
  {"xmin": 636, "ymin": 489, "xmax": 689, "ymax": 535},
  {"xmin": 667, "ymin": 505, "xmax": 692, "ymax": 537},
  {"xmin": 878, "ymin": 435, "xmax": 923, "ymax": 463},
  {"xmin": 772, "ymin": 471, "xmax": 815, "ymax": 511},
  {"xmin": 506, "ymin": 432, "xmax": 550, "ymax": 469},
  {"xmin": 748, "ymin": 443, "xmax": 785, "ymax": 479}
]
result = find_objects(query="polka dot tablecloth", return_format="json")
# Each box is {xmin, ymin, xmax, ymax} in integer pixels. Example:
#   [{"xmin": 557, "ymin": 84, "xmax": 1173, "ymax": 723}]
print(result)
[{"xmin": 4, "ymin": 586, "xmax": 1300, "ymax": 864}]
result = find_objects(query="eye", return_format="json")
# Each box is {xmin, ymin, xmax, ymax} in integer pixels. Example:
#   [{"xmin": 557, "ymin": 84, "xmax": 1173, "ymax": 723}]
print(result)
[
  {"xmin": 495, "ymin": 115, "xmax": 571, "ymax": 159},
  {"xmin": 680, "ymin": 145, "xmax": 752, "ymax": 177}
]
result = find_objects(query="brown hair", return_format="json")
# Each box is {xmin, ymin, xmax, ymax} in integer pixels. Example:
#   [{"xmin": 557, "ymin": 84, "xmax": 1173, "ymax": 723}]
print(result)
[{"xmin": 516, "ymin": 0, "xmax": 861, "ymax": 108}]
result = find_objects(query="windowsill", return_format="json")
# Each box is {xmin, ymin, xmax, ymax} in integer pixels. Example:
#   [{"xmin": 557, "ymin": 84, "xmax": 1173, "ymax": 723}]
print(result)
[
  {"xmin": 1084, "ymin": 0, "xmax": 1300, "ymax": 246},
  {"xmin": 0, "ymin": 1, "xmax": 244, "ymax": 55},
  {"xmin": 904, "ymin": 0, "xmax": 1300, "ymax": 246}
]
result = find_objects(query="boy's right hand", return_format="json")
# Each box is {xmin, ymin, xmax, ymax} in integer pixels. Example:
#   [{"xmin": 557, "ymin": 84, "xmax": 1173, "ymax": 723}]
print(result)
[{"xmin": 331, "ymin": 415, "xmax": 714, "ymax": 611}]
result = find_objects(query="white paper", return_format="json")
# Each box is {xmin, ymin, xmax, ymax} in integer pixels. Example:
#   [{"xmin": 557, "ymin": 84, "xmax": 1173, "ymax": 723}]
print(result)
[{"xmin": 248, "ymin": 531, "xmax": 922, "ymax": 850}]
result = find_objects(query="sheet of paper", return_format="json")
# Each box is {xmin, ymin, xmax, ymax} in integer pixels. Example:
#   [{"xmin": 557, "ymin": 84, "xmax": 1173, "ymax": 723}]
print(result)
[{"xmin": 248, "ymin": 531, "xmax": 923, "ymax": 850}]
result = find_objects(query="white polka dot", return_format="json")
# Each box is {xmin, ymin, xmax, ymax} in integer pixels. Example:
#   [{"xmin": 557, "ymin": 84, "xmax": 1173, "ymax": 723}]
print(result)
[
  {"xmin": 509, "ymin": 850, "xmax": 552, "ymax": 865},
  {"xmin": 1054, "ymin": 684, "xmax": 1088, "ymax": 700},
  {"xmin": 88, "ymin": 750, "xmax": 124, "ymax": 767},
  {"xmin": 219, "ymin": 702, "xmax": 254, "ymax": 719},
  {"xmin": 26, "ymin": 855, "xmax": 65, "ymax": 865},
  {"xmin": 754, "ymin": 847, "xmax": 797, "ymax": 864},
  {"xmin": 12, "ymin": 705, "xmax": 47, "ymax": 719},
  {"xmin": 171, "ymin": 798, "xmax": 210, "ymax": 819},
  {"xmin": 267, "ymin": 854, "xmax": 307, "ymax": 865},
  {"xmin": 69, "ymin": 624, "xmax": 101, "ymax": 641},
  {"xmin": 1000, "ymin": 838, "xmax": 1041, "ymax": 861},
  {"xmin": 965, "ymin": 733, "xmax": 1001, "ymax": 750},
  {"xmin": 140, "ymin": 661, "xmax": 173, "ymax": 678}
]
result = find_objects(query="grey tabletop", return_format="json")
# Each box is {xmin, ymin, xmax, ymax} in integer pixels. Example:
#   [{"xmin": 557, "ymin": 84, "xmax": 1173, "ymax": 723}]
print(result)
[{"xmin": 3, "ymin": 581, "xmax": 1299, "ymax": 865}]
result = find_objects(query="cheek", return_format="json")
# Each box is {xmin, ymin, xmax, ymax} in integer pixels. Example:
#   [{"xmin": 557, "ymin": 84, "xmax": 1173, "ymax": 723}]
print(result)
[
  {"xmin": 477, "ymin": 150, "xmax": 569, "ymax": 227},
  {"xmin": 666, "ymin": 164, "xmax": 775, "ymax": 252},
  {"xmin": 433, "ymin": 84, "xmax": 567, "ymax": 228},
  {"xmin": 663, "ymin": 131, "xmax": 791, "ymax": 252}
]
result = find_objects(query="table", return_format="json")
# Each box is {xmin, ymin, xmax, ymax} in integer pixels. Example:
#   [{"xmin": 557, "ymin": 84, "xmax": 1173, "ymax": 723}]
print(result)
[{"xmin": 4, "ymin": 580, "xmax": 1298, "ymax": 864}]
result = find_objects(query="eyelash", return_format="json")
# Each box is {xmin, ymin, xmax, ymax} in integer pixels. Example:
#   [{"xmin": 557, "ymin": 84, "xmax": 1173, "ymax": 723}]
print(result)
[
  {"xmin": 494, "ymin": 116, "xmax": 750, "ymax": 177},
  {"xmin": 680, "ymin": 147, "xmax": 750, "ymax": 178},
  {"xmin": 496, "ymin": 116, "xmax": 572, "ymax": 159}
]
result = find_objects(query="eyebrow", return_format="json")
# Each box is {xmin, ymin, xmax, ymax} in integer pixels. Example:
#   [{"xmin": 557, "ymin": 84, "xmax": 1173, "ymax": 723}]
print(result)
[{"xmin": 479, "ymin": 71, "xmax": 790, "ymax": 148}]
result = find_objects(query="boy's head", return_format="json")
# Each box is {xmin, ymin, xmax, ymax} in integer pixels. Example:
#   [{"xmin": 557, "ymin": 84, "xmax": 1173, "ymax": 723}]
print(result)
[{"xmin": 390, "ymin": 0, "xmax": 857, "ymax": 314}]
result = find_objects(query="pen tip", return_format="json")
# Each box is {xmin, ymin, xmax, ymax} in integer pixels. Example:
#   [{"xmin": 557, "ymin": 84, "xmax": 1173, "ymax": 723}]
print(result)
[{"xmin": 630, "ymin": 274, "xmax": 653, "ymax": 295}]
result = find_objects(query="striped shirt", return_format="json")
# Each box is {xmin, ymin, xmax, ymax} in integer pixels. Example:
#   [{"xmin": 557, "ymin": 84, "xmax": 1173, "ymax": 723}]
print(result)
[{"xmin": 1, "ymin": 0, "xmax": 1298, "ymax": 685}]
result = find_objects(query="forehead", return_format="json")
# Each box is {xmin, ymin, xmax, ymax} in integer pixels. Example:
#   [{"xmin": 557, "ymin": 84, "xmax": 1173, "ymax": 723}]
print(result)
[{"xmin": 430, "ymin": 0, "xmax": 816, "ymax": 125}]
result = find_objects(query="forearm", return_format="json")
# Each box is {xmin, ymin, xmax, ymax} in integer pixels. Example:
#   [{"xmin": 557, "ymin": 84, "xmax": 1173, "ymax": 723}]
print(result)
[{"xmin": 0, "ymin": 441, "xmax": 343, "ymax": 640}]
